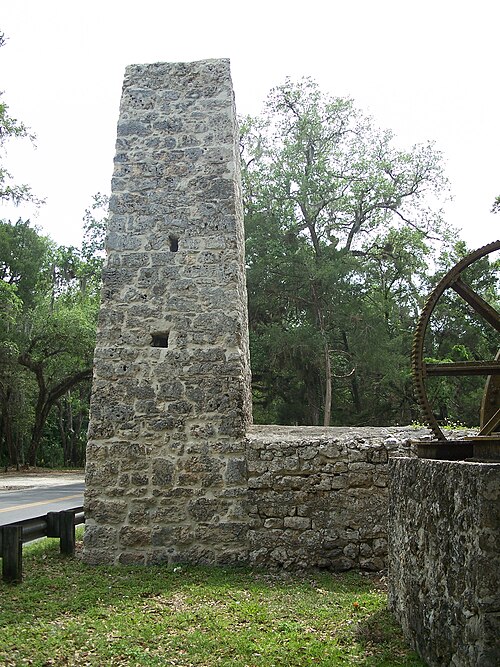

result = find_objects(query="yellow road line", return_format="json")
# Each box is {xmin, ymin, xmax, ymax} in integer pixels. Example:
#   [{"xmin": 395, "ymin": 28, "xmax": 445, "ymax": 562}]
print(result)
[{"xmin": 0, "ymin": 493, "xmax": 82, "ymax": 513}]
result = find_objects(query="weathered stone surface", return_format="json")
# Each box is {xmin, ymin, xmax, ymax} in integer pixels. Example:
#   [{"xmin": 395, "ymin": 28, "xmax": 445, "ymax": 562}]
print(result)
[
  {"xmin": 388, "ymin": 458, "xmax": 500, "ymax": 667},
  {"xmin": 83, "ymin": 59, "xmax": 481, "ymax": 585},
  {"xmin": 84, "ymin": 59, "xmax": 251, "ymax": 566},
  {"xmin": 246, "ymin": 425, "xmax": 431, "ymax": 570}
]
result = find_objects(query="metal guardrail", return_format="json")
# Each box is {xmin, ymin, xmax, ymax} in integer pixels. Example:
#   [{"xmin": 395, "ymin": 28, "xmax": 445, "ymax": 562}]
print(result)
[{"xmin": 0, "ymin": 506, "xmax": 84, "ymax": 583}]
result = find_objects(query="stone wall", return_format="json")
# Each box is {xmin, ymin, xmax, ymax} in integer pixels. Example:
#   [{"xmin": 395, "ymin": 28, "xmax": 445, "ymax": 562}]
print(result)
[
  {"xmin": 246, "ymin": 425, "xmax": 425, "ymax": 570},
  {"xmin": 84, "ymin": 59, "xmax": 252, "ymax": 566},
  {"xmin": 388, "ymin": 458, "xmax": 500, "ymax": 667},
  {"xmin": 85, "ymin": 58, "xmax": 426, "ymax": 570}
]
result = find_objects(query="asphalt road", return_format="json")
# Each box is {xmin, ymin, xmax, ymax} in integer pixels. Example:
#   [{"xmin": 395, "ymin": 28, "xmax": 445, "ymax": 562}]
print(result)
[{"xmin": 0, "ymin": 483, "xmax": 85, "ymax": 526}]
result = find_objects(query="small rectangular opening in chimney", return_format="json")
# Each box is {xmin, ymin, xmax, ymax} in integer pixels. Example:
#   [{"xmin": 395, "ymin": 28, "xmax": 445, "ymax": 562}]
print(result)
[{"xmin": 151, "ymin": 332, "xmax": 169, "ymax": 348}]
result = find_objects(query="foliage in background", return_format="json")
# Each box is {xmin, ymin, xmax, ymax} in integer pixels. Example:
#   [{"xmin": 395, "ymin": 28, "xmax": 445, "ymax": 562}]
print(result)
[
  {"xmin": 0, "ymin": 198, "xmax": 107, "ymax": 468},
  {"xmin": 1, "ymin": 61, "xmax": 498, "ymax": 465},
  {"xmin": 241, "ymin": 78, "xmax": 497, "ymax": 428},
  {"xmin": 0, "ymin": 34, "xmax": 107, "ymax": 468},
  {"xmin": 0, "ymin": 32, "xmax": 42, "ymax": 207}
]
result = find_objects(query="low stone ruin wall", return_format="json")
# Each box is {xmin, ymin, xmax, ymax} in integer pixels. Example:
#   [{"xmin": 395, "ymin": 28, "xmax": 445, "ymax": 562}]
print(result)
[
  {"xmin": 388, "ymin": 458, "xmax": 500, "ymax": 667},
  {"xmin": 246, "ymin": 425, "xmax": 427, "ymax": 570},
  {"xmin": 86, "ymin": 423, "xmax": 478, "ymax": 571}
]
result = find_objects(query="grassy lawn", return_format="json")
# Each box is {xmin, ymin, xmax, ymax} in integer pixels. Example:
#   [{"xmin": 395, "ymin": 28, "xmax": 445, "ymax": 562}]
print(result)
[{"xmin": 0, "ymin": 532, "xmax": 424, "ymax": 667}]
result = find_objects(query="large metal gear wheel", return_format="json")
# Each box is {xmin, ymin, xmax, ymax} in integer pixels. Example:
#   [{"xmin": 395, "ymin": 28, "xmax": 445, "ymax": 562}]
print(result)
[{"xmin": 412, "ymin": 239, "xmax": 500, "ymax": 444}]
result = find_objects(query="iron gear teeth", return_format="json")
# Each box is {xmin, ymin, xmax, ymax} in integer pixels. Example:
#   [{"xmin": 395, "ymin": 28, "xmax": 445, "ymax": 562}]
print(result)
[{"xmin": 411, "ymin": 240, "xmax": 500, "ymax": 441}]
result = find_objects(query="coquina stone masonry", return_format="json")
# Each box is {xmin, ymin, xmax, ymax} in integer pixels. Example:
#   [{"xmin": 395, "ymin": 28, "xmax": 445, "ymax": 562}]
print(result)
[
  {"xmin": 84, "ymin": 58, "xmax": 480, "ymax": 582},
  {"xmin": 84, "ymin": 59, "xmax": 252, "ymax": 565},
  {"xmin": 246, "ymin": 425, "xmax": 426, "ymax": 570},
  {"xmin": 388, "ymin": 458, "xmax": 500, "ymax": 667}
]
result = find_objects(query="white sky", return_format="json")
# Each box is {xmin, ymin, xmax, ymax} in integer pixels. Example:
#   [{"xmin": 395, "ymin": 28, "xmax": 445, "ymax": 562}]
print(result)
[{"xmin": 0, "ymin": 0, "xmax": 499, "ymax": 249}]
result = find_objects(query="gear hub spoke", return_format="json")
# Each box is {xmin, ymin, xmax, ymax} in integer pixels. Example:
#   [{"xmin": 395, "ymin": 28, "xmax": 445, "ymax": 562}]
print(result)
[{"xmin": 412, "ymin": 240, "xmax": 500, "ymax": 443}]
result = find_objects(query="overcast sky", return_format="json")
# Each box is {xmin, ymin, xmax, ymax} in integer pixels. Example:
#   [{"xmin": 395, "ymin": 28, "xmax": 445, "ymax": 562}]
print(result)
[{"xmin": 1, "ymin": 0, "xmax": 499, "ymax": 250}]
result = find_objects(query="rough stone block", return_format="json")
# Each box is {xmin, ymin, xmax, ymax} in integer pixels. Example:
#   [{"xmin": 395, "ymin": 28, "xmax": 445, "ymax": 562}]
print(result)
[{"xmin": 284, "ymin": 516, "xmax": 312, "ymax": 530}]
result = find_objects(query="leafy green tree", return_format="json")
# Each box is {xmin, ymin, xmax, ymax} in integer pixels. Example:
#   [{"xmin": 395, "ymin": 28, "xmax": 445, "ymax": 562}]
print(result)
[
  {"xmin": 18, "ymin": 296, "xmax": 95, "ymax": 465},
  {"xmin": 492, "ymin": 195, "xmax": 500, "ymax": 215},
  {"xmin": 0, "ymin": 212, "xmax": 103, "ymax": 467},
  {"xmin": 242, "ymin": 78, "xmax": 449, "ymax": 254},
  {"xmin": 0, "ymin": 218, "xmax": 52, "ymax": 306},
  {"xmin": 0, "ymin": 280, "xmax": 25, "ymax": 467},
  {"xmin": 55, "ymin": 384, "xmax": 90, "ymax": 466},
  {"xmin": 0, "ymin": 33, "xmax": 41, "ymax": 206},
  {"xmin": 0, "ymin": 220, "xmax": 48, "ymax": 466},
  {"xmin": 79, "ymin": 192, "xmax": 108, "ymax": 294},
  {"xmin": 342, "ymin": 227, "xmax": 431, "ymax": 425},
  {"xmin": 242, "ymin": 78, "xmax": 450, "ymax": 425},
  {"xmin": 0, "ymin": 34, "xmax": 101, "ymax": 467}
]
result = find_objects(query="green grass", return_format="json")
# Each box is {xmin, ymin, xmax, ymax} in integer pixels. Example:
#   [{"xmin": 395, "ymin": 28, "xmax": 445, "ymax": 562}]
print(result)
[{"xmin": 0, "ymin": 531, "xmax": 425, "ymax": 667}]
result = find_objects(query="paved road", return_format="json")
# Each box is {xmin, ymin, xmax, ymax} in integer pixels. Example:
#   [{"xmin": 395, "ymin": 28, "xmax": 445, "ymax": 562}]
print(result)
[{"xmin": 0, "ymin": 482, "xmax": 85, "ymax": 526}]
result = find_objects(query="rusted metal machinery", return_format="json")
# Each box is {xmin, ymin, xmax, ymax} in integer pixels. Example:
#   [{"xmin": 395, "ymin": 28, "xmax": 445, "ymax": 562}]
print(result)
[{"xmin": 412, "ymin": 240, "xmax": 500, "ymax": 460}]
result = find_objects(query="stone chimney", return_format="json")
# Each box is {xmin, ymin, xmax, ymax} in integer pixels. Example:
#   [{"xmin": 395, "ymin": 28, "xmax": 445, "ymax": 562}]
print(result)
[{"xmin": 84, "ymin": 59, "xmax": 252, "ymax": 565}]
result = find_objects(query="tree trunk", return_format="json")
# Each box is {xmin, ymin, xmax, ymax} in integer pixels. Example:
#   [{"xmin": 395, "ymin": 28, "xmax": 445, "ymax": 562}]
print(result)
[
  {"xmin": 71, "ymin": 404, "xmax": 84, "ymax": 466},
  {"xmin": 56, "ymin": 399, "xmax": 69, "ymax": 466},
  {"xmin": 19, "ymin": 353, "xmax": 92, "ymax": 467},
  {"xmin": 5, "ymin": 419, "xmax": 18, "ymax": 467},
  {"xmin": 27, "ymin": 400, "xmax": 50, "ymax": 466},
  {"xmin": 309, "ymin": 282, "xmax": 333, "ymax": 428},
  {"xmin": 1, "ymin": 389, "xmax": 20, "ymax": 467},
  {"xmin": 323, "ymin": 341, "xmax": 332, "ymax": 426},
  {"xmin": 341, "ymin": 331, "xmax": 361, "ymax": 413}
]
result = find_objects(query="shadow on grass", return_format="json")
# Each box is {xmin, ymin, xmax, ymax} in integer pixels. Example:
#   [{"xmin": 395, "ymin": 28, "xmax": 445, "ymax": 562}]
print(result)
[
  {"xmin": 354, "ymin": 609, "xmax": 426, "ymax": 666},
  {"xmin": 1, "ymin": 537, "xmax": 377, "ymax": 625},
  {"xmin": 0, "ymin": 536, "xmax": 426, "ymax": 667}
]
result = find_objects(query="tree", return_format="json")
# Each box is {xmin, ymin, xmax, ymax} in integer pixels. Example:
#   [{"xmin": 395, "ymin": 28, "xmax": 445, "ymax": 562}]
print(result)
[
  {"xmin": 0, "ymin": 280, "xmax": 24, "ymax": 467},
  {"xmin": 343, "ymin": 227, "xmax": 432, "ymax": 425},
  {"xmin": 0, "ymin": 218, "xmax": 52, "ymax": 306},
  {"xmin": 0, "ymin": 33, "xmax": 41, "ymax": 206},
  {"xmin": 79, "ymin": 192, "xmax": 108, "ymax": 295},
  {"xmin": 0, "ymin": 34, "xmax": 101, "ymax": 467},
  {"xmin": 242, "ymin": 78, "xmax": 451, "ymax": 425},
  {"xmin": 0, "ymin": 214, "xmax": 102, "ymax": 467},
  {"xmin": 0, "ymin": 219, "xmax": 49, "ymax": 466},
  {"xmin": 18, "ymin": 296, "xmax": 95, "ymax": 465}
]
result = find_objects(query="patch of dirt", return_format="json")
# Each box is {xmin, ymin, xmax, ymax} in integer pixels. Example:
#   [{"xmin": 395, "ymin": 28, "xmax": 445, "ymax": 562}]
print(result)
[
  {"xmin": 0, "ymin": 469, "xmax": 85, "ymax": 490},
  {"xmin": 360, "ymin": 571, "xmax": 388, "ymax": 592},
  {"xmin": 1, "ymin": 467, "xmax": 84, "ymax": 476}
]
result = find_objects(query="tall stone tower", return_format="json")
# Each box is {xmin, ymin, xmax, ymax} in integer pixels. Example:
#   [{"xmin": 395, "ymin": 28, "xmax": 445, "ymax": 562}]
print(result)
[{"xmin": 84, "ymin": 60, "xmax": 252, "ymax": 565}]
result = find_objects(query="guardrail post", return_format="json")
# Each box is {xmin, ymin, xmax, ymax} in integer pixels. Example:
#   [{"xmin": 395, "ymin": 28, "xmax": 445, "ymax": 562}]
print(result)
[
  {"xmin": 1, "ymin": 526, "xmax": 23, "ymax": 583},
  {"xmin": 59, "ymin": 510, "xmax": 76, "ymax": 555},
  {"xmin": 46, "ymin": 512, "xmax": 59, "ymax": 537}
]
